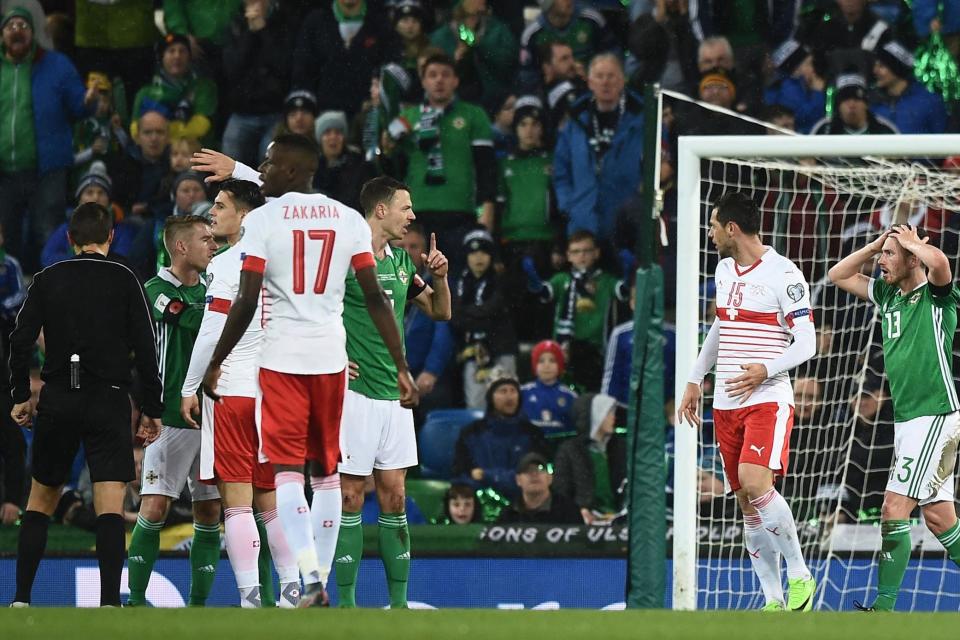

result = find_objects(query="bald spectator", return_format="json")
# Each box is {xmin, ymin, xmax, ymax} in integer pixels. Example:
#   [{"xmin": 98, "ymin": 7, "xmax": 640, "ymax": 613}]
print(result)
[
  {"xmin": 871, "ymin": 40, "xmax": 947, "ymax": 135},
  {"xmin": 553, "ymin": 54, "xmax": 643, "ymax": 244},
  {"xmin": 109, "ymin": 110, "xmax": 172, "ymax": 221}
]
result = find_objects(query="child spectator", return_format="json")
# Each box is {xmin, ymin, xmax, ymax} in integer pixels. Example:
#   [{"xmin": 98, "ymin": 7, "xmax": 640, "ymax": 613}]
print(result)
[
  {"xmin": 393, "ymin": 0, "xmax": 430, "ymax": 76},
  {"xmin": 497, "ymin": 95, "xmax": 556, "ymax": 340},
  {"xmin": 439, "ymin": 484, "xmax": 481, "ymax": 525},
  {"xmin": 73, "ymin": 72, "xmax": 128, "ymax": 185},
  {"xmin": 523, "ymin": 230, "xmax": 630, "ymax": 391},
  {"xmin": 275, "ymin": 90, "xmax": 319, "ymax": 141},
  {"xmin": 451, "ymin": 229, "xmax": 518, "ymax": 409},
  {"xmin": 161, "ymin": 137, "xmax": 202, "ymax": 199},
  {"xmin": 521, "ymin": 340, "xmax": 577, "ymax": 436}
]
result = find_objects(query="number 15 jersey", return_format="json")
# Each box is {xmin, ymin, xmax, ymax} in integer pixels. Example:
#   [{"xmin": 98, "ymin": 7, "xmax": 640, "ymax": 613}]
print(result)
[{"xmin": 239, "ymin": 191, "xmax": 375, "ymax": 375}]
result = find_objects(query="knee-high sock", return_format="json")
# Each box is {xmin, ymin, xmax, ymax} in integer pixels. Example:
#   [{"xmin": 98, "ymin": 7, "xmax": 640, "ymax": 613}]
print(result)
[
  {"xmin": 14, "ymin": 510, "xmax": 49, "ymax": 604},
  {"xmin": 309, "ymin": 474, "xmax": 341, "ymax": 585},
  {"xmin": 255, "ymin": 513, "xmax": 276, "ymax": 607},
  {"xmin": 95, "ymin": 513, "xmax": 126, "ymax": 607},
  {"xmin": 274, "ymin": 471, "xmax": 321, "ymax": 585},
  {"xmin": 334, "ymin": 511, "xmax": 363, "ymax": 608},
  {"xmin": 224, "ymin": 506, "xmax": 261, "ymax": 607},
  {"xmin": 743, "ymin": 512, "xmax": 784, "ymax": 605},
  {"xmin": 261, "ymin": 506, "xmax": 301, "ymax": 605},
  {"xmin": 126, "ymin": 514, "xmax": 163, "ymax": 606},
  {"xmin": 189, "ymin": 522, "xmax": 222, "ymax": 606},
  {"xmin": 750, "ymin": 488, "xmax": 810, "ymax": 580},
  {"xmin": 378, "ymin": 512, "xmax": 410, "ymax": 609},
  {"xmin": 936, "ymin": 519, "xmax": 960, "ymax": 567},
  {"xmin": 874, "ymin": 519, "xmax": 912, "ymax": 611}
]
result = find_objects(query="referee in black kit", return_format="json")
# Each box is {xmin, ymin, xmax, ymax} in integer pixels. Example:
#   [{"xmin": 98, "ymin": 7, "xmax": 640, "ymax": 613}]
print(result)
[{"xmin": 8, "ymin": 203, "xmax": 164, "ymax": 608}]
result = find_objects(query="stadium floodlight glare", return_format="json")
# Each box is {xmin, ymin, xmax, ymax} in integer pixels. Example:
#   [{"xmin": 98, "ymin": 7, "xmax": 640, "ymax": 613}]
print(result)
[{"xmin": 674, "ymin": 134, "xmax": 960, "ymax": 611}]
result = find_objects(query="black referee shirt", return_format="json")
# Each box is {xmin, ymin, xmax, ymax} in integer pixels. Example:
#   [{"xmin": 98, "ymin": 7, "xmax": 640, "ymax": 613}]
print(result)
[{"xmin": 8, "ymin": 252, "xmax": 164, "ymax": 418}]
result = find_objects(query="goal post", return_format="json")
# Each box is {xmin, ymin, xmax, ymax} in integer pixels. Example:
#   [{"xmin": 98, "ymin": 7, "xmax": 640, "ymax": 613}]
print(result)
[{"xmin": 674, "ymin": 134, "xmax": 960, "ymax": 611}]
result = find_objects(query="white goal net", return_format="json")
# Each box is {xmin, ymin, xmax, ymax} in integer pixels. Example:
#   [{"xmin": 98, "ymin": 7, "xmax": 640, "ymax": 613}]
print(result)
[{"xmin": 673, "ymin": 135, "xmax": 960, "ymax": 611}]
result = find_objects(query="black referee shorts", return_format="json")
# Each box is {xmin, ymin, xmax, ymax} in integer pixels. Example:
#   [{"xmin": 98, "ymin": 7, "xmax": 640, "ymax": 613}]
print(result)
[{"xmin": 31, "ymin": 383, "xmax": 134, "ymax": 487}]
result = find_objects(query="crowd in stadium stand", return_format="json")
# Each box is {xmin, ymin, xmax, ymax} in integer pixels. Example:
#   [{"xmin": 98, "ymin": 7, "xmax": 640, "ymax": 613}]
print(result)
[{"xmin": 0, "ymin": 0, "xmax": 958, "ymax": 530}]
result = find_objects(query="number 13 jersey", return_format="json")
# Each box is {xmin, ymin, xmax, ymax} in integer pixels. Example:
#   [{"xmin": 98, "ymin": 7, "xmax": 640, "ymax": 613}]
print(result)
[
  {"xmin": 239, "ymin": 191, "xmax": 374, "ymax": 375},
  {"xmin": 713, "ymin": 247, "xmax": 814, "ymax": 410}
]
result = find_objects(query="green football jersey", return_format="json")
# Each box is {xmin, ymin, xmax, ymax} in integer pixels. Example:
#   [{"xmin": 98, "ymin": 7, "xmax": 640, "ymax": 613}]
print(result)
[
  {"xmin": 145, "ymin": 268, "xmax": 207, "ymax": 428},
  {"xmin": 870, "ymin": 278, "xmax": 960, "ymax": 422},
  {"xmin": 343, "ymin": 245, "xmax": 425, "ymax": 400}
]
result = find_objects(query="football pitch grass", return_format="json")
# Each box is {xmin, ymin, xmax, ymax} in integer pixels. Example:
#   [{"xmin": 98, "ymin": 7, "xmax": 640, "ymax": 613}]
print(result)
[{"xmin": 3, "ymin": 608, "xmax": 958, "ymax": 640}]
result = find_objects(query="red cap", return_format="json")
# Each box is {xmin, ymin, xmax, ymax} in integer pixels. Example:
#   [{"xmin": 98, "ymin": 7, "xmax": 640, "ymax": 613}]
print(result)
[{"xmin": 531, "ymin": 340, "xmax": 565, "ymax": 377}]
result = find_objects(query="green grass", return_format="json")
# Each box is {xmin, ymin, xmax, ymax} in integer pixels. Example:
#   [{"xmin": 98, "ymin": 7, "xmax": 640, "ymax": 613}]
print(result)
[{"xmin": 2, "ymin": 609, "xmax": 959, "ymax": 640}]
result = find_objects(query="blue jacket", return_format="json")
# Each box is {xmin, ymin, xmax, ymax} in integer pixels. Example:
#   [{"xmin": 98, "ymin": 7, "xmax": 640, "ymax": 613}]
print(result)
[
  {"xmin": 871, "ymin": 81, "xmax": 948, "ymax": 135},
  {"xmin": 601, "ymin": 320, "xmax": 675, "ymax": 407},
  {"xmin": 553, "ymin": 92, "xmax": 644, "ymax": 242},
  {"xmin": 520, "ymin": 379, "xmax": 577, "ymax": 435},
  {"xmin": 0, "ymin": 251, "xmax": 25, "ymax": 322},
  {"xmin": 763, "ymin": 77, "xmax": 826, "ymax": 134},
  {"xmin": 913, "ymin": 0, "xmax": 960, "ymax": 38},
  {"xmin": 451, "ymin": 414, "xmax": 548, "ymax": 498},
  {"xmin": 30, "ymin": 48, "xmax": 90, "ymax": 175},
  {"xmin": 404, "ymin": 296, "xmax": 454, "ymax": 377}
]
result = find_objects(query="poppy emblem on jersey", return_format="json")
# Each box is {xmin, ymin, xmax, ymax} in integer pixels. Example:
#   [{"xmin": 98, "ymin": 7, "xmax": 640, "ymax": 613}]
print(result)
[
  {"xmin": 166, "ymin": 300, "xmax": 185, "ymax": 315},
  {"xmin": 398, "ymin": 267, "xmax": 409, "ymax": 285},
  {"xmin": 786, "ymin": 283, "xmax": 804, "ymax": 302},
  {"xmin": 453, "ymin": 117, "xmax": 466, "ymax": 130}
]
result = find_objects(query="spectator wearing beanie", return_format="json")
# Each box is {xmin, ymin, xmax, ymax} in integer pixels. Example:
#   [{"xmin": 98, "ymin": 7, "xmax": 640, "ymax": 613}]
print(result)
[
  {"xmin": 810, "ymin": 72, "xmax": 899, "ymax": 135},
  {"xmin": 277, "ymin": 90, "xmax": 320, "ymax": 142},
  {"xmin": 450, "ymin": 228, "xmax": 518, "ymax": 409},
  {"xmin": 553, "ymin": 392, "xmax": 626, "ymax": 524},
  {"xmin": 870, "ymin": 40, "xmax": 947, "ymax": 135},
  {"xmin": 763, "ymin": 39, "xmax": 826, "ymax": 134},
  {"xmin": 313, "ymin": 110, "xmax": 375, "ymax": 211},
  {"xmin": 497, "ymin": 451, "xmax": 582, "ymax": 524},
  {"xmin": 41, "ymin": 162, "xmax": 137, "ymax": 268},
  {"xmin": 451, "ymin": 370, "xmax": 548, "ymax": 499},
  {"xmin": 130, "ymin": 33, "xmax": 218, "ymax": 145},
  {"xmin": 521, "ymin": 340, "xmax": 577, "ymax": 436},
  {"xmin": 222, "ymin": 0, "xmax": 300, "ymax": 168},
  {"xmin": 394, "ymin": 0, "xmax": 431, "ymax": 76},
  {"xmin": 429, "ymin": 0, "xmax": 518, "ymax": 105}
]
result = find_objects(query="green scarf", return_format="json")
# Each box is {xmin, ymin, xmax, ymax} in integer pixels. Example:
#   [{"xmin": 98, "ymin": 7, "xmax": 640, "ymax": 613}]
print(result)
[
  {"xmin": 332, "ymin": 0, "xmax": 366, "ymax": 23},
  {"xmin": 417, "ymin": 104, "xmax": 447, "ymax": 185}
]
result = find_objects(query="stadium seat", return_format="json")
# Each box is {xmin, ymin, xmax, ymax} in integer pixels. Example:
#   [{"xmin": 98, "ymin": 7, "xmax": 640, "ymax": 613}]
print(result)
[
  {"xmin": 405, "ymin": 479, "xmax": 451, "ymax": 522},
  {"xmin": 418, "ymin": 409, "xmax": 483, "ymax": 479}
]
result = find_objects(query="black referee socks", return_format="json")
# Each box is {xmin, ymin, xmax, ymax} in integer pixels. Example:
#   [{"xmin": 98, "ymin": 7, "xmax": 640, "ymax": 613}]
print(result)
[
  {"xmin": 15, "ymin": 510, "xmax": 50, "ymax": 604},
  {"xmin": 96, "ymin": 513, "xmax": 125, "ymax": 607}
]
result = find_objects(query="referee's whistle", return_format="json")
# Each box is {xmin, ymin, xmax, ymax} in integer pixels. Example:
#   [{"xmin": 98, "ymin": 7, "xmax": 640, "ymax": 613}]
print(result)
[{"xmin": 70, "ymin": 353, "xmax": 80, "ymax": 390}]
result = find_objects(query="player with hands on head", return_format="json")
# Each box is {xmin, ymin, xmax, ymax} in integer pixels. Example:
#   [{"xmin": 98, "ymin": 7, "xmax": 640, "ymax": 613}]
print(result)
[
  {"xmin": 202, "ymin": 135, "xmax": 417, "ymax": 608},
  {"xmin": 678, "ymin": 191, "xmax": 817, "ymax": 612},
  {"xmin": 335, "ymin": 177, "xmax": 450, "ymax": 610},
  {"xmin": 829, "ymin": 224, "xmax": 960, "ymax": 612}
]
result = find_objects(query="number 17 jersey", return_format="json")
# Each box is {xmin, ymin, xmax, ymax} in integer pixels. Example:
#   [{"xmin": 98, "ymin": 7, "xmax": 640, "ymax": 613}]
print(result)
[{"xmin": 238, "ymin": 191, "xmax": 374, "ymax": 375}]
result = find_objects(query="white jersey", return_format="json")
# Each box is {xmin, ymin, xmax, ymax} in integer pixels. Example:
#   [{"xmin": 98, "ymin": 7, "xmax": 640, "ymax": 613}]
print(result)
[
  {"xmin": 238, "ymin": 191, "xmax": 374, "ymax": 375},
  {"xmin": 182, "ymin": 243, "xmax": 263, "ymax": 399},
  {"xmin": 712, "ymin": 247, "xmax": 813, "ymax": 410}
]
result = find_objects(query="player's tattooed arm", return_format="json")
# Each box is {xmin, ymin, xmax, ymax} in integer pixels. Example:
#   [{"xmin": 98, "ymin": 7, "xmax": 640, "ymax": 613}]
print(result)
[
  {"xmin": 356, "ymin": 265, "xmax": 419, "ymax": 408},
  {"xmin": 203, "ymin": 270, "xmax": 261, "ymax": 401}
]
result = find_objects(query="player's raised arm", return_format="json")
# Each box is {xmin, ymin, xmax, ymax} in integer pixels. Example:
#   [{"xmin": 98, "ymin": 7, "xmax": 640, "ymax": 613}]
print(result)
[
  {"xmin": 355, "ymin": 264, "xmax": 420, "ymax": 408},
  {"xmin": 678, "ymin": 319, "xmax": 721, "ymax": 427},
  {"xmin": 203, "ymin": 268, "xmax": 261, "ymax": 401},
  {"xmin": 890, "ymin": 224, "xmax": 952, "ymax": 287},
  {"xmin": 411, "ymin": 233, "xmax": 452, "ymax": 321},
  {"xmin": 828, "ymin": 229, "xmax": 890, "ymax": 300}
]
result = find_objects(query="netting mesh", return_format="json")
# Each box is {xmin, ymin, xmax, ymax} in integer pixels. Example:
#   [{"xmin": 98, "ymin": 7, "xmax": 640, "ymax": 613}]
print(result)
[{"xmin": 692, "ymin": 155, "xmax": 960, "ymax": 611}]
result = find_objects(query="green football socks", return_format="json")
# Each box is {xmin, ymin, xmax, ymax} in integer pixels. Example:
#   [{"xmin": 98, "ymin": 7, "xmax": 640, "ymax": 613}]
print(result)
[
  {"xmin": 334, "ymin": 511, "xmax": 363, "ymax": 608},
  {"xmin": 936, "ymin": 519, "xmax": 960, "ymax": 567},
  {"xmin": 256, "ymin": 514, "xmax": 276, "ymax": 607},
  {"xmin": 873, "ymin": 519, "xmax": 912, "ymax": 611},
  {"xmin": 126, "ymin": 515, "xmax": 162, "ymax": 606},
  {"xmin": 189, "ymin": 522, "xmax": 221, "ymax": 606},
  {"xmin": 378, "ymin": 512, "xmax": 410, "ymax": 609}
]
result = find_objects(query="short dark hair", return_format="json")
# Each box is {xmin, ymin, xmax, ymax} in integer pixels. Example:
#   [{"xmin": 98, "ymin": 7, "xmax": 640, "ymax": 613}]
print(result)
[
  {"xmin": 714, "ymin": 192, "xmax": 761, "ymax": 235},
  {"xmin": 69, "ymin": 202, "xmax": 113, "ymax": 246},
  {"xmin": 405, "ymin": 221, "xmax": 426, "ymax": 241},
  {"xmin": 271, "ymin": 133, "xmax": 319, "ymax": 158},
  {"xmin": 420, "ymin": 51, "xmax": 456, "ymax": 77},
  {"xmin": 217, "ymin": 179, "xmax": 265, "ymax": 213},
  {"xmin": 163, "ymin": 214, "xmax": 210, "ymax": 255},
  {"xmin": 761, "ymin": 103, "xmax": 795, "ymax": 123},
  {"xmin": 539, "ymin": 39, "xmax": 571, "ymax": 66},
  {"xmin": 359, "ymin": 176, "xmax": 410, "ymax": 218},
  {"xmin": 567, "ymin": 229, "xmax": 597, "ymax": 247}
]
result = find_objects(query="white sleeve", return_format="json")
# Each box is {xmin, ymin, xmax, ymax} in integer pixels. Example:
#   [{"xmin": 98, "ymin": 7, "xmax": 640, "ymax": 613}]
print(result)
[
  {"xmin": 764, "ymin": 321, "xmax": 816, "ymax": 378},
  {"xmin": 688, "ymin": 319, "xmax": 720, "ymax": 384},
  {"xmin": 181, "ymin": 306, "xmax": 227, "ymax": 396},
  {"xmin": 232, "ymin": 161, "xmax": 263, "ymax": 186}
]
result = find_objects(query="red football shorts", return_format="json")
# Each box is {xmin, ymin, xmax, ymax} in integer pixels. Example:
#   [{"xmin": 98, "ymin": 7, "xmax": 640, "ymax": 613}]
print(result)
[
  {"xmin": 201, "ymin": 395, "xmax": 276, "ymax": 489},
  {"xmin": 713, "ymin": 401, "xmax": 794, "ymax": 492},
  {"xmin": 257, "ymin": 367, "xmax": 346, "ymax": 474}
]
